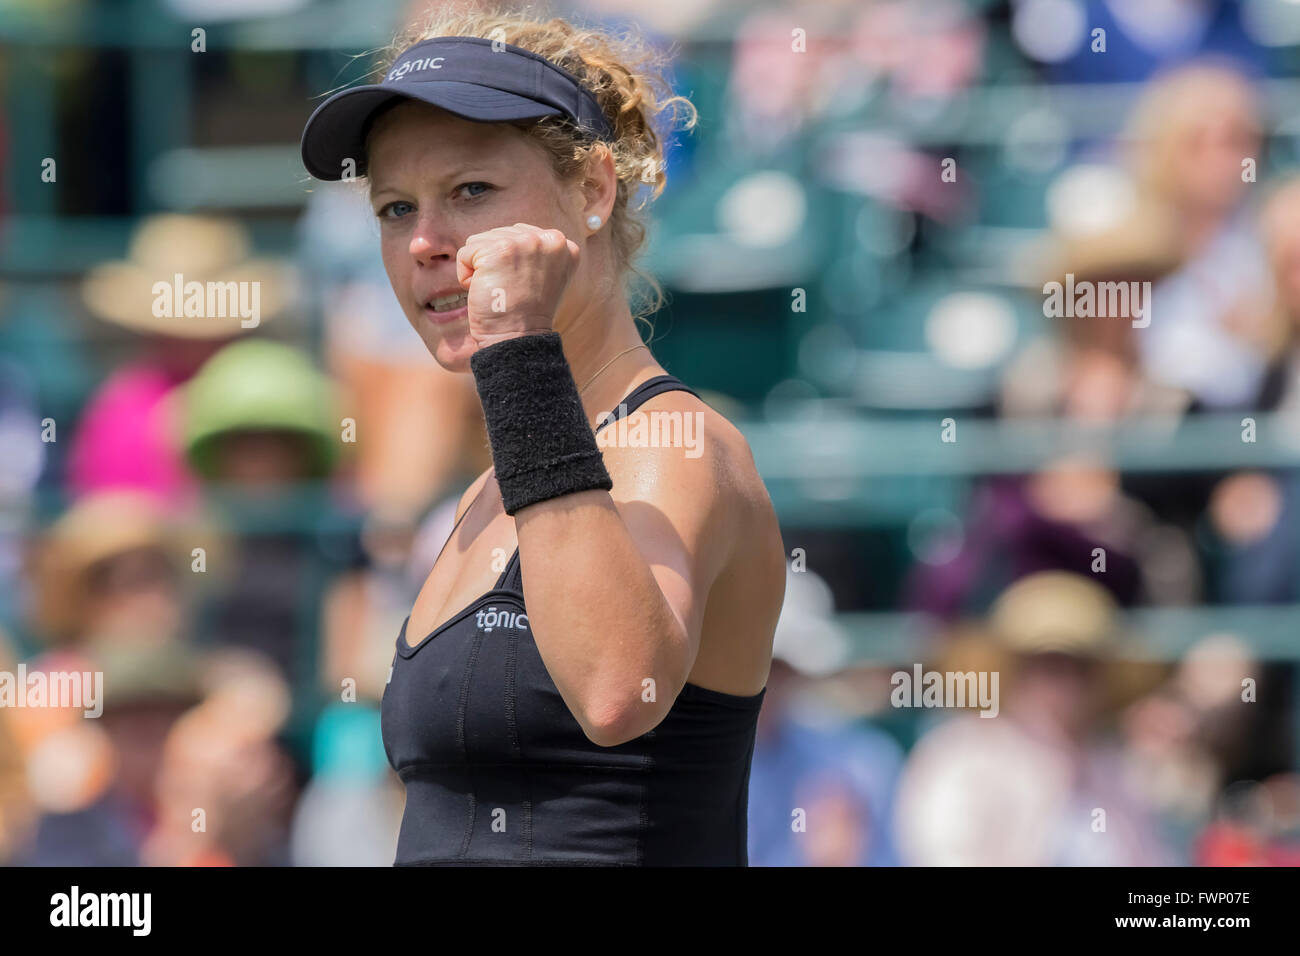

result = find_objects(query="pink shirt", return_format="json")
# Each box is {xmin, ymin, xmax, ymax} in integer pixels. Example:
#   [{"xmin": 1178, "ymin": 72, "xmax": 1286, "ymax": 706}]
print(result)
[{"xmin": 67, "ymin": 364, "xmax": 197, "ymax": 506}]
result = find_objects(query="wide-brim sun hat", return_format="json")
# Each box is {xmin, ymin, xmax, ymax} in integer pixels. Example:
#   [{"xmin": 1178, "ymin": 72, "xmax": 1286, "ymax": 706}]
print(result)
[
  {"xmin": 1035, "ymin": 166, "xmax": 1186, "ymax": 287},
  {"xmin": 81, "ymin": 214, "xmax": 297, "ymax": 339},
  {"xmin": 300, "ymin": 35, "xmax": 614, "ymax": 182},
  {"xmin": 989, "ymin": 571, "xmax": 1120, "ymax": 657},
  {"xmin": 31, "ymin": 490, "xmax": 224, "ymax": 644},
  {"xmin": 181, "ymin": 339, "xmax": 340, "ymax": 479},
  {"xmin": 1039, "ymin": 200, "xmax": 1186, "ymax": 287}
]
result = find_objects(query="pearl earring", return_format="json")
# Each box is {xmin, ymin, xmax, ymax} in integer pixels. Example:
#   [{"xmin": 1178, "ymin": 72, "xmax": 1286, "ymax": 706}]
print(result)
[{"xmin": 586, "ymin": 214, "xmax": 603, "ymax": 231}]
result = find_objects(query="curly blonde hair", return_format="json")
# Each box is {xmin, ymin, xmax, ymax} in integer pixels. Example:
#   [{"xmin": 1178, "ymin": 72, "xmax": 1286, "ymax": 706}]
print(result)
[{"xmin": 368, "ymin": 1, "xmax": 697, "ymax": 324}]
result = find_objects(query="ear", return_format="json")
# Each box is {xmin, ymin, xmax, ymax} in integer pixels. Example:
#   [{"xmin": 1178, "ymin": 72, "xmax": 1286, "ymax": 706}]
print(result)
[{"xmin": 577, "ymin": 143, "xmax": 618, "ymax": 225}]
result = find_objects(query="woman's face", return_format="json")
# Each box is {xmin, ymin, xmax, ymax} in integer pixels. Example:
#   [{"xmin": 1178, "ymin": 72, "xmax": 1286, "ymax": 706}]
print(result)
[
  {"xmin": 83, "ymin": 545, "xmax": 183, "ymax": 642},
  {"xmin": 1165, "ymin": 82, "xmax": 1260, "ymax": 216},
  {"xmin": 366, "ymin": 100, "xmax": 588, "ymax": 371}
]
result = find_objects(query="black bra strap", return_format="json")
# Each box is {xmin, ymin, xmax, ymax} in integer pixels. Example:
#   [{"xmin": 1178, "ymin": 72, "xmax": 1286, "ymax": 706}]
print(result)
[
  {"xmin": 494, "ymin": 374, "xmax": 698, "ymax": 592},
  {"xmin": 595, "ymin": 375, "xmax": 700, "ymax": 434}
]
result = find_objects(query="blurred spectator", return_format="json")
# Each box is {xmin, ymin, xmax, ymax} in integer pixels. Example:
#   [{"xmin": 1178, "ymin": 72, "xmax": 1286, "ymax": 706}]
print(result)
[
  {"xmin": 1001, "ymin": 168, "xmax": 1232, "ymax": 537},
  {"xmin": 7, "ymin": 632, "xmax": 301, "ymax": 866},
  {"xmin": 1126, "ymin": 63, "xmax": 1274, "ymax": 409},
  {"xmin": 71, "ymin": 214, "xmax": 297, "ymax": 507},
  {"xmin": 25, "ymin": 490, "xmax": 215, "ymax": 652},
  {"xmin": 11, "ymin": 642, "xmax": 203, "ymax": 866},
  {"xmin": 1179, "ymin": 178, "xmax": 1300, "ymax": 605},
  {"xmin": 905, "ymin": 460, "xmax": 1204, "ymax": 616},
  {"xmin": 1006, "ymin": 186, "xmax": 1189, "ymax": 420},
  {"xmin": 179, "ymin": 338, "xmax": 363, "ymax": 700},
  {"xmin": 10, "ymin": 491, "xmax": 218, "ymax": 863},
  {"xmin": 1119, "ymin": 633, "xmax": 1289, "ymax": 860},
  {"xmin": 895, "ymin": 571, "xmax": 1175, "ymax": 865},
  {"xmin": 143, "ymin": 649, "xmax": 296, "ymax": 866},
  {"xmin": 1198, "ymin": 471, "xmax": 1300, "ymax": 604},
  {"xmin": 943, "ymin": 186, "xmax": 1211, "ymax": 612},
  {"xmin": 748, "ymin": 569, "xmax": 904, "ymax": 866}
]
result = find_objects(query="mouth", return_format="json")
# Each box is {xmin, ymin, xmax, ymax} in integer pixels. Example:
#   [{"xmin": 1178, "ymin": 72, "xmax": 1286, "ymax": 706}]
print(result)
[{"xmin": 421, "ymin": 290, "xmax": 468, "ymax": 325}]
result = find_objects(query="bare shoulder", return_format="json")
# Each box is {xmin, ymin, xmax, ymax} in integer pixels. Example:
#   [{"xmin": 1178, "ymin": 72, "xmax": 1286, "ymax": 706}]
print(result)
[
  {"xmin": 599, "ymin": 389, "xmax": 754, "ymax": 507},
  {"xmin": 692, "ymin": 398, "xmax": 787, "ymax": 592},
  {"xmin": 601, "ymin": 388, "xmax": 785, "ymax": 585}
]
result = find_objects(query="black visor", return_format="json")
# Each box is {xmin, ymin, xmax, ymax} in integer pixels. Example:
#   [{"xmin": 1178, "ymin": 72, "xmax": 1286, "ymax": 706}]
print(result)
[{"xmin": 300, "ymin": 35, "xmax": 613, "ymax": 181}]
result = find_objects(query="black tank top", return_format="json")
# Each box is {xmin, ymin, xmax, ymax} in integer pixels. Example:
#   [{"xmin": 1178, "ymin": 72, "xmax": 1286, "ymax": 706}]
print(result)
[{"xmin": 381, "ymin": 375, "xmax": 766, "ymax": 866}]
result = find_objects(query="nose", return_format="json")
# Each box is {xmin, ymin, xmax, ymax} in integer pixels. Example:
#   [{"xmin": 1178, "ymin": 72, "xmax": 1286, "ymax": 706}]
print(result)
[{"xmin": 408, "ymin": 214, "xmax": 459, "ymax": 267}]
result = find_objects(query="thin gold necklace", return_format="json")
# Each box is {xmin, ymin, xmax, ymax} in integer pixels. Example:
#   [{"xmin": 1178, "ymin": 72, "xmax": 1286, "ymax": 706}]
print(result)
[{"xmin": 578, "ymin": 343, "xmax": 648, "ymax": 395}]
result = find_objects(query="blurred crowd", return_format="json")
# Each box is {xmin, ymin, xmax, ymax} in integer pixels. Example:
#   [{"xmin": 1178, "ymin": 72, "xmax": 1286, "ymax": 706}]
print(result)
[{"xmin": 2, "ymin": 0, "xmax": 1300, "ymax": 866}]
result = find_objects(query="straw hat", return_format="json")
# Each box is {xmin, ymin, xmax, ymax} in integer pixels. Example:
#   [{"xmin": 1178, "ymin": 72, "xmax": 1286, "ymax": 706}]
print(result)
[
  {"xmin": 30, "ymin": 491, "xmax": 222, "ymax": 645},
  {"xmin": 1034, "ymin": 164, "xmax": 1187, "ymax": 287},
  {"xmin": 81, "ymin": 214, "xmax": 296, "ymax": 338},
  {"xmin": 989, "ymin": 571, "xmax": 1119, "ymax": 657},
  {"xmin": 1038, "ymin": 196, "xmax": 1186, "ymax": 287}
]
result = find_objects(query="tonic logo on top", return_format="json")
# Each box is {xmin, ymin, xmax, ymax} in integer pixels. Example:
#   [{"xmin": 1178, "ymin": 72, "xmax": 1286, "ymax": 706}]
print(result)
[{"xmin": 387, "ymin": 56, "xmax": 446, "ymax": 83}]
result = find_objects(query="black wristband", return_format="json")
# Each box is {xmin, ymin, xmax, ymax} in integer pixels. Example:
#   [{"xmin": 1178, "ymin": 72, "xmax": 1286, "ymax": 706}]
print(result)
[{"xmin": 470, "ymin": 331, "xmax": 613, "ymax": 516}]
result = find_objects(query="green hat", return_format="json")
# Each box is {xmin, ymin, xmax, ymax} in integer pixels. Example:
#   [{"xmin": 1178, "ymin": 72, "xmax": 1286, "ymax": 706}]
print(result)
[{"xmin": 182, "ymin": 339, "xmax": 339, "ymax": 479}]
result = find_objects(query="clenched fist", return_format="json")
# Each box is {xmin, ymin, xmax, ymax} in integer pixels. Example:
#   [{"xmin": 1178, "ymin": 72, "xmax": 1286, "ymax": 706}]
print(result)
[{"xmin": 456, "ymin": 222, "xmax": 581, "ymax": 349}]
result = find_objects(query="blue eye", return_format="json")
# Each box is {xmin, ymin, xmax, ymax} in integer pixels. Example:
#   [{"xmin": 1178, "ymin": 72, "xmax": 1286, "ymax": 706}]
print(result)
[
  {"xmin": 458, "ymin": 182, "xmax": 492, "ymax": 199},
  {"xmin": 378, "ymin": 200, "xmax": 415, "ymax": 220}
]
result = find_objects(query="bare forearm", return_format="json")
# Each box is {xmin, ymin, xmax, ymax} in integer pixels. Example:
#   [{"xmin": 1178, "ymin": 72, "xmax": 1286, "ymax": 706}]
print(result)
[{"xmin": 514, "ymin": 489, "xmax": 689, "ymax": 742}]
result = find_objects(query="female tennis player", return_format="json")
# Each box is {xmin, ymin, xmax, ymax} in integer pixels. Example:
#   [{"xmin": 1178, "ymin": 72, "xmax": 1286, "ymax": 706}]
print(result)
[{"xmin": 301, "ymin": 7, "xmax": 785, "ymax": 866}]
